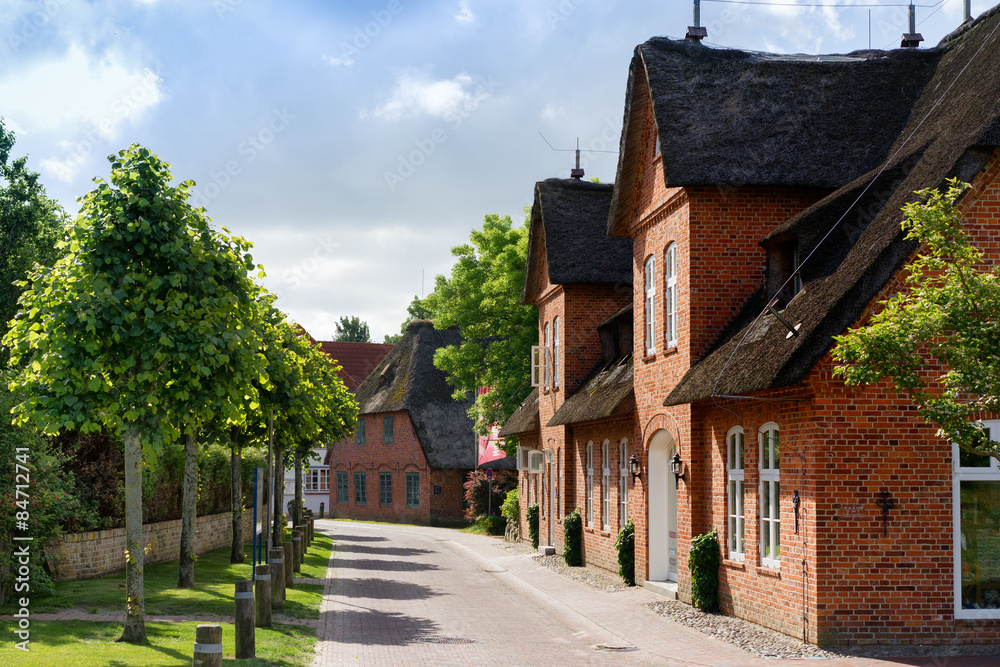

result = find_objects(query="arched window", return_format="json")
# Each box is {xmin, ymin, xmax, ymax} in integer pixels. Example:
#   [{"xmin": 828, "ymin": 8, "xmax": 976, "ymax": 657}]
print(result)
[
  {"xmin": 665, "ymin": 243, "xmax": 677, "ymax": 348},
  {"xmin": 759, "ymin": 422, "xmax": 780, "ymax": 567},
  {"xmin": 644, "ymin": 256, "xmax": 656, "ymax": 355},
  {"xmin": 726, "ymin": 426, "xmax": 745, "ymax": 559}
]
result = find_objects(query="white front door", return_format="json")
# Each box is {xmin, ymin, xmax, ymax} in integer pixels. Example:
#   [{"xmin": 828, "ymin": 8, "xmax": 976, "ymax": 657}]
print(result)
[{"xmin": 648, "ymin": 430, "xmax": 678, "ymax": 582}]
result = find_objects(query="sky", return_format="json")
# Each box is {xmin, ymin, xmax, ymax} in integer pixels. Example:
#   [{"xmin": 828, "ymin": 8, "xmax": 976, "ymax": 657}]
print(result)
[{"xmin": 0, "ymin": 0, "xmax": 991, "ymax": 343}]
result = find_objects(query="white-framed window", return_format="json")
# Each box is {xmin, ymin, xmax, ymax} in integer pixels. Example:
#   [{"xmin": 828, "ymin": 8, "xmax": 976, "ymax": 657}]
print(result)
[
  {"xmin": 665, "ymin": 243, "xmax": 677, "ymax": 349},
  {"xmin": 304, "ymin": 468, "xmax": 329, "ymax": 492},
  {"xmin": 619, "ymin": 439, "xmax": 629, "ymax": 528},
  {"xmin": 727, "ymin": 427, "xmax": 745, "ymax": 560},
  {"xmin": 517, "ymin": 446, "xmax": 531, "ymax": 471},
  {"xmin": 586, "ymin": 441, "xmax": 594, "ymax": 527},
  {"xmin": 759, "ymin": 422, "xmax": 780, "ymax": 567},
  {"xmin": 601, "ymin": 440, "xmax": 611, "ymax": 531},
  {"xmin": 552, "ymin": 316, "xmax": 560, "ymax": 388},
  {"xmin": 954, "ymin": 422, "xmax": 1000, "ymax": 618},
  {"xmin": 644, "ymin": 256, "xmax": 656, "ymax": 355},
  {"xmin": 555, "ymin": 449, "xmax": 561, "ymax": 520}
]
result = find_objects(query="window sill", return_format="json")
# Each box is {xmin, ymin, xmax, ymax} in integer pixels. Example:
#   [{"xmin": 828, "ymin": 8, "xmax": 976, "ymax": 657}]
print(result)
[
  {"xmin": 585, "ymin": 527, "xmax": 612, "ymax": 537},
  {"xmin": 663, "ymin": 344, "xmax": 678, "ymax": 356},
  {"xmin": 642, "ymin": 353, "xmax": 657, "ymax": 363},
  {"xmin": 756, "ymin": 564, "xmax": 781, "ymax": 577},
  {"xmin": 724, "ymin": 558, "xmax": 746, "ymax": 570}
]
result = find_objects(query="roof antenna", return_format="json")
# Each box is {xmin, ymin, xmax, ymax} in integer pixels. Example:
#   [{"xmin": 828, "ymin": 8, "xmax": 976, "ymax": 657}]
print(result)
[
  {"xmin": 538, "ymin": 132, "xmax": 618, "ymax": 179},
  {"xmin": 571, "ymin": 138, "xmax": 584, "ymax": 179},
  {"xmin": 686, "ymin": 0, "xmax": 707, "ymax": 41},
  {"xmin": 964, "ymin": 0, "xmax": 972, "ymax": 23},
  {"xmin": 901, "ymin": 2, "xmax": 924, "ymax": 48}
]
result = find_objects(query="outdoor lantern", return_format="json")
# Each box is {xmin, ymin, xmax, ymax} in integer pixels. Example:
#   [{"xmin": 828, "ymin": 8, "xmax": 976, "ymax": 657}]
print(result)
[
  {"xmin": 628, "ymin": 454, "xmax": 641, "ymax": 482},
  {"xmin": 671, "ymin": 452, "xmax": 686, "ymax": 484}
]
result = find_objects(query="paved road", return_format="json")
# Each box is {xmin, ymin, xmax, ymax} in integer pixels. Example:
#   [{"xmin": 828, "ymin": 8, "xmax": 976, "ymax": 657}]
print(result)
[{"xmin": 310, "ymin": 520, "xmax": 997, "ymax": 667}]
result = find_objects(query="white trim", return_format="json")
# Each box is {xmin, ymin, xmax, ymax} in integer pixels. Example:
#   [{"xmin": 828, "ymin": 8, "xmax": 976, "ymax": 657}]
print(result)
[
  {"xmin": 619, "ymin": 438, "xmax": 629, "ymax": 528},
  {"xmin": 726, "ymin": 426, "xmax": 745, "ymax": 560},
  {"xmin": 665, "ymin": 242, "xmax": 677, "ymax": 349},
  {"xmin": 644, "ymin": 256, "xmax": 656, "ymax": 355},
  {"xmin": 552, "ymin": 316, "xmax": 560, "ymax": 388},
  {"xmin": 586, "ymin": 441, "xmax": 594, "ymax": 528},
  {"xmin": 601, "ymin": 440, "xmax": 611, "ymax": 531},
  {"xmin": 759, "ymin": 422, "xmax": 780, "ymax": 568}
]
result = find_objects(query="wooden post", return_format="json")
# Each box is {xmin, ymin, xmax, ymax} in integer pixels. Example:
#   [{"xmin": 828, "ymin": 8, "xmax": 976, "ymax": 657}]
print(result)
[
  {"xmin": 193, "ymin": 624, "xmax": 223, "ymax": 667},
  {"xmin": 319, "ymin": 502, "xmax": 324, "ymax": 519},
  {"xmin": 234, "ymin": 580, "xmax": 254, "ymax": 659},
  {"xmin": 282, "ymin": 540, "xmax": 294, "ymax": 590},
  {"xmin": 295, "ymin": 524, "xmax": 307, "ymax": 563},
  {"xmin": 268, "ymin": 547, "xmax": 285, "ymax": 610},
  {"xmin": 292, "ymin": 530, "xmax": 303, "ymax": 573},
  {"xmin": 254, "ymin": 564, "xmax": 272, "ymax": 627}
]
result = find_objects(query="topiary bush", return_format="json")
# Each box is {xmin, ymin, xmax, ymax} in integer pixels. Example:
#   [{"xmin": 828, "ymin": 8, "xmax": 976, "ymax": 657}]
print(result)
[
  {"xmin": 616, "ymin": 519, "xmax": 635, "ymax": 586},
  {"xmin": 689, "ymin": 529, "xmax": 721, "ymax": 612},
  {"xmin": 527, "ymin": 503, "xmax": 540, "ymax": 549},
  {"xmin": 562, "ymin": 508, "xmax": 583, "ymax": 566}
]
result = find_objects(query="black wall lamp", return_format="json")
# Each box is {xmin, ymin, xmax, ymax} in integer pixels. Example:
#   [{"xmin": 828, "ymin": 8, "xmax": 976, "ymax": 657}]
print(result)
[
  {"xmin": 671, "ymin": 452, "xmax": 686, "ymax": 484},
  {"xmin": 628, "ymin": 454, "xmax": 641, "ymax": 483}
]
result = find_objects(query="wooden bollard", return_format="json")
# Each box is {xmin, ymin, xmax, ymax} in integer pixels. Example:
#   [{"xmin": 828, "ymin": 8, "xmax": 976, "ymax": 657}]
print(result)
[
  {"xmin": 234, "ymin": 580, "xmax": 254, "ymax": 659},
  {"xmin": 319, "ymin": 502, "xmax": 324, "ymax": 518},
  {"xmin": 310, "ymin": 517, "xmax": 315, "ymax": 544},
  {"xmin": 282, "ymin": 540, "xmax": 294, "ymax": 590},
  {"xmin": 291, "ymin": 530, "xmax": 303, "ymax": 573},
  {"xmin": 254, "ymin": 563, "xmax": 272, "ymax": 627},
  {"xmin": 268, "ymin": 547, "xmax": 285, "ymax": 610},
  {"xmin": 296, "ymin": 525, "xmax": 307, "ymax": 561},
  {"xmin": 193, "ymin": 623, "xmax": 223, "ymax": 667}
]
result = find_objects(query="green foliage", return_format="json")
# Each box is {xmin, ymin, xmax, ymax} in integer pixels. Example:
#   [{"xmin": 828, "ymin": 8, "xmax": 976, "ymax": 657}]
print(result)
[
  {"xmin": 527, "ymin": 503, "xmax": 540, "ymax": 549},
  {"xmin": 420, "ymin": 213, "xmax": 537, "ymax": 453},
  {"xmin": 833, "ymin": 179, "xmax": 1000, "ymax": 461},
  {"xmin": 500, "ymin": 488, "xmax": 519, "ymax": 523},
  {"xmin": 334, "ymin": 316, "xmax": 371, "ymax": 342},
  {"xmin": 562, "ymin": 508, "xmax": 583, "ymax": 566},
  {"xmin": 689, "ymin": 529, "xmax": 721, "ymax": 612},
  {"xmin": 616, "ymin": 519, "xmax": 636, "ymax": 586},
  {"xmin": 462, "ymin": 469, "xmax": 517, "ymax": 520},
  {"xmin": 475, "ymin": 514, "xmax": 506, "ymax": 535}
]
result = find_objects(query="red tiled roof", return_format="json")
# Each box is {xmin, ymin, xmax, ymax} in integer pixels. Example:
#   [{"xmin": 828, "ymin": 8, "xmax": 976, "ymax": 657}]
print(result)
[{"xmin": 317, "ymin": 341, "xmax": 394, "ymax": 392}]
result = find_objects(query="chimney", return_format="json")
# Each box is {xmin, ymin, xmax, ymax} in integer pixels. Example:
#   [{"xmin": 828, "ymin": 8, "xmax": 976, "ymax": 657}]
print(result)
[
  {"xmin": 686, "ymin": 0, "xmax": 707, "ymax": 41},
  {"xmin": 570, "ymin": 138, "xmax": 584, "ymax": 179},
  {"xmin": 901, "ymin": 3, "xmax": 924, "ymax": 48},
  {"xmin": 965, "ymin": 0, "xmax": 973, "ymax": 23}
]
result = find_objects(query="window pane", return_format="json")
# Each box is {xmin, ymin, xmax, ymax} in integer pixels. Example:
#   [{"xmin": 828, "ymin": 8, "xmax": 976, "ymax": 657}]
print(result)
[
  {"xmin": 961, "ymin": 480, "xmax": 1000, "ymax": 610},
  {"xmin": 762, "ymin": 481, "xmax": 771, "ymax": 520},
  {"xmin": 773, "ymin": 430, "xmax": 780, "ymax": 469},
  {"xmin": 738, "ymin": 434, "xmax": 744, "ymax": 470},
  {"xmin": 774, "ymin": 481, "xmax": 781, "ymax": 558}
]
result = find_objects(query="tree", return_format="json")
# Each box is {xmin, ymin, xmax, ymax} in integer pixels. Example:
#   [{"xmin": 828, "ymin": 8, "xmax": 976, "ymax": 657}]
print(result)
[
  {"xmin": 0, "ymin": 119, "xmax": 67, "ymax": 343},
  {"xmin": 421, "ymin": 213, "xmax": 537, "ymax": 452},
  {"xmin": 4, "ymin": 145, "xmax": 262, "ymax": 642},
  {"xmin": 833, "ymin": 179, "xmax": 1000, "ymax": 462},
  {"xmin": 334, "ymin": 316, "xmax": 371, "ymax": 342}
]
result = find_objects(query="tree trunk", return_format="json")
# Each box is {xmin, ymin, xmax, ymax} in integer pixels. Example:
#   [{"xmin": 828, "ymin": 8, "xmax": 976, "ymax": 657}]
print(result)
[
  {"xmin": 272, "ymin": 442, "xmax": 285, "ymax": 547},
  {"xmin": 293, "ymin": 449, "xmax": 303, "ymax": 529},
  {"xmin": 178, "ymin": 431, "xmax": 199, "ymax": 588},
  {"xmin": 117, "ymin": 426, "xmax": 146, "ymax": 643},
  {"xmin": 231, "ymin": 426, "xmax": 244, "ymax": 564}
]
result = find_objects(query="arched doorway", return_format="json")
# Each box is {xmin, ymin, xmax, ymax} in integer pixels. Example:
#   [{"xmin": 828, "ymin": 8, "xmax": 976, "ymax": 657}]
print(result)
[{"xmin": 648, "ymin": 429, "xmax": 678, "ymax": 582}]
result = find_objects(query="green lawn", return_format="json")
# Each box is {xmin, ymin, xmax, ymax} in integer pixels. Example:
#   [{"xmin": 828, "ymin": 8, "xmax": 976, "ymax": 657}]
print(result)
[{"xmin": 0, "ymin": 620, "xmax": 314, "ymax": 666}]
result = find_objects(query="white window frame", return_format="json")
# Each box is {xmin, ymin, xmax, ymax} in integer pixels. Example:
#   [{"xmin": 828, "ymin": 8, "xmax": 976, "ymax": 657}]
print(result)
[
  {"xmin": 517, "ymin": 446, "xmax": 531, "ymax": 471},
  {"xmin": 586, "ymin": 441, "xmax": 594, "ymax": 528},
  {"xmin": 555, "ymin": 449, "xmax": 561, "ymax": 520},
  {"xmin": 644, "ymin": 256, "xmax": 656, "ymax": 355},
  {"xmin": 759, "ymin": 422, "xmax": 780, "ymax": 568},
  {"xmin": 552, "ymin": 316, "xmax": 560, "ymax": 388},
  {"xmin": 530, "ymin": 345, "xmax": 551, "ymax": 388},
  {"xmin": 727, "ymin": 427, "xmax": 745, "ymax": 560},
  {"xmin": 601, "ymin": 440, "xmax": 611, "ymax": 531},
  {"xmin": 527, "ymin": 449, "xmax": 545, "ymax": 473},
  {"xmin": 304, "ymin": 467, "xmax": 330, "ymax": 492},
  {"xmin": 665, "ymin": 243, "xmax": 677, "ymax": 349},
  {"xmin": 619, "ymin": 439, "xmax": 629, "ymax": 528},
  {"xmin": 953, "ymin": 421, "xmax": 1000, "ymax": 619}
]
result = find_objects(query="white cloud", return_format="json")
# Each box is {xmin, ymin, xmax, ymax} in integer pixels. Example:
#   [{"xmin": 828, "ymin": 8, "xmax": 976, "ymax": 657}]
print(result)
[
  {"xmin": 0, "ymin": 43, "xmax": 164, "ymax": 180},
  {"xmin": 368, "ymin": 71, "xmax": 489, "ymax": 121},
  {"xmin": 541, "ymin": 102, "xmax": 564, "ymax": 120},
  {"xmin": 455, "ymin": 1, "xmax": 474, "ymax": 24},
  {"xmin": 322, "ymin": 52, "xmax": 354, "ymax": 68}
]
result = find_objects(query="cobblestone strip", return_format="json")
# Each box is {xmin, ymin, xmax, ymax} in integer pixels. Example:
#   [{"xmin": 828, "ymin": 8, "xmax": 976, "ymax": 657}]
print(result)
[
  {"xmin": 26, "ymin": 611, "xmax": 317, "ymax": 627},
  {"xmin": 310, "ymin": 527, "xmax": 339, "ymax": 666}
]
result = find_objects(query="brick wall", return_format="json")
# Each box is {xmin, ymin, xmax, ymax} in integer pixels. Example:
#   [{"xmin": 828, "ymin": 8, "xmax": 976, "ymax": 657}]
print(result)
[{"xmin": 44, "ymin": 510, "xmax": 254, "ymax": 581}]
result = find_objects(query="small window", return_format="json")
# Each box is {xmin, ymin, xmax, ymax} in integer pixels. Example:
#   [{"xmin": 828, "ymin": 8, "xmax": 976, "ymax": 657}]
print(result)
[
  {"xmin": 665, "ymin": 243, "xmax": 677, "ymax": 349},
  {"xmin": 759, "ymin": 423, "xmax": 780, "ymax": 567},
  {"xmin": 644, "ymin": 256, "xmax": 656, "ymax": 355},
  {"xmin": 337, "ymin": 471, "xmax": 349, "ymax": 503},
  {"xmin": 354, "ymin": 472, "xmax": 367, "ymax": 504},
  {"xmin": 355, "ymin": 418, "xmax": 366, "ymax": 444},
  {"xmin": 727, "ymin": 427, "xmax": 745, "ymax": 560},
  {"xmin": 406, "ymin": 472, "xmax": 420, "ymax": 507},
  {"xmin": 552, "ymin": 316, "xmax": 560, "ymax": 388},
  {"xmin": 379, "ymin": 472, "xmax": 392, "ymax": 506},
  {"xmin": 530, "ymin": 345, "xmax": 551, "ymax": 388},
  {"xmin": 517, "ymin": 446, "xmax": 531, "ymax": 471},
  {"xmin": 383, "ymin": 415, "xmax": 394, "ymax": 443}
]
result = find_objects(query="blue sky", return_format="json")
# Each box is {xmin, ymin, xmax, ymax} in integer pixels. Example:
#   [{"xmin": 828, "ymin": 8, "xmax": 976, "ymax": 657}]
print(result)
[{"xmin": 0, "ymin": 0, "xmax": 989, "ymax": 342}]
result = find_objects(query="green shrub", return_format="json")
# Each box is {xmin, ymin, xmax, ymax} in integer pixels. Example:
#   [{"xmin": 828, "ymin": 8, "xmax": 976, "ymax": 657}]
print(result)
[
  {"xmin": 526, "ymin": 504, "xmax": 540, "ymax": 549},
  {"xmin": 616, "ymin": 519, "xmax": 635, "ymax": 586},
  {"xmin": 562, "ymin": 508, "xmax": 583, "ymax": 566},
  {"xmin": 689, "ymin": 529, "xmax": 721, "ymax": 612},
  {"xmin": 500, "ymin": 488, "xmax": 519, "ymax": 523},
  {"xmin": 476, "ymin": 514, "xmax": 506, "ymax": 535}
]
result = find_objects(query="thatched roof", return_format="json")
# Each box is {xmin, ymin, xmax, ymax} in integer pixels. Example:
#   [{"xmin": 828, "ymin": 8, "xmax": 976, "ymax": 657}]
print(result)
[
  {"xmin": 498, "ymin": 388, "xmax": 539, "ymax": 437},
  {"xmin": 608, "ymin": 35, "xmax": 942, "ymax": 235},
  {"xmin": 523, "ymin": 178, "xmax": 632, "ymax": 303},
  {"xmin": 666, "ymin": 7, "xmax": 1000, "ymax": 406},
  {"xmin": 354, "ymin": 320, "xmax": 476, "ymax": 469}
]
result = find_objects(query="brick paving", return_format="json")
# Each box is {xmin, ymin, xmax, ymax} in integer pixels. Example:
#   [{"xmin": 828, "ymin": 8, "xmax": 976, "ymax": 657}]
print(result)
[{"xmin": 309, "ymin": 519, "xmax": 1000, "ymax": 667}]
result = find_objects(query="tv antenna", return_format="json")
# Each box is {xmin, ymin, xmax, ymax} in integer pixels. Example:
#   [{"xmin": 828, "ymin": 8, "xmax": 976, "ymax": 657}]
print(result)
[{"xmin": 538, "ymin": 132, "xmax": 618, "ymax": 179}]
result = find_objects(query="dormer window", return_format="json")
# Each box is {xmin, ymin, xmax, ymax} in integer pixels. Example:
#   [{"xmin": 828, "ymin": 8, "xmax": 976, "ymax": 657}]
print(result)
[
  {"xmin": 764, "ymin": 237, "xmax": 802, "ymax": 308},
  {"xmin": 655, "ymin": 134, "xmax": 661, "ymax": 157}
]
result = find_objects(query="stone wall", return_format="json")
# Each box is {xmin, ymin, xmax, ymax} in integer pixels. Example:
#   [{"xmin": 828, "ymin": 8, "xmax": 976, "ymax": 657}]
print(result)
[{"xmin": 44, "ymin": 510, "xmax": 254, "ymax": 581}]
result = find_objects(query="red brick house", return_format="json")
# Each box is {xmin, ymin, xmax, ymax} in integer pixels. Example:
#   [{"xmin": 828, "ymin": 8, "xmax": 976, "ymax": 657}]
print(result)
[
  {"xmin": 327, "ymin": 320, "xmax": 500, "ymax": 524},
  {"xmin": 505, "ymin": 7, "xmax": 1000, "ymax": 646}
]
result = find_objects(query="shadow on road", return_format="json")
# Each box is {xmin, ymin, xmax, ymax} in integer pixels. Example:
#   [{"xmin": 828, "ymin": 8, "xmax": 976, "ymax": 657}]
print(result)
[
  {"xmin": 333, "ymin": 577, "xmax": 446, "ymax": 601},
  {"xmin": 333, "ymin": 543, "xmax": 432, "ymax": 557},
  {"xmin": 329, "ymin": 607, "xmax": 440, "ymax": 646},
  {"xmin": 330, "ymin": 534, "xmax": 388, "ymax": 543},
  {"xmin": 333, "ymin": 558, "xmax": 440, "ymax": 572}
]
